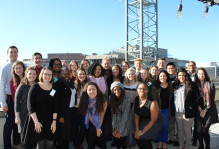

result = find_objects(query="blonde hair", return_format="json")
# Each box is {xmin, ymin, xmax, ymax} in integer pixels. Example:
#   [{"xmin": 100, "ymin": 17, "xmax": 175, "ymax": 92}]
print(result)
[
  {"xmin": 102, "ymin": 56, "xmax": 111, "ymax": 63},
  {"xmin": 134, "ymin": 58, "xmax": 143, "ymax": 63},
  {"xmin": 124, "ymin": 68, "xmax": 137, "ymax": 84}
]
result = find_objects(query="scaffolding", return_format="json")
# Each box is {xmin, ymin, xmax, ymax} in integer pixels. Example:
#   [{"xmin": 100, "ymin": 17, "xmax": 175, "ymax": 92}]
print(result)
[{"xmin": 125, "ymin": 0, "xmax": 158, "ymax": 62}]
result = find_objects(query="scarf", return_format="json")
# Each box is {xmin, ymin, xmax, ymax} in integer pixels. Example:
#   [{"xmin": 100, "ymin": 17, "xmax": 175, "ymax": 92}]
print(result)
[
  {"xmin": 84, "ymin": 98, "xmax": 101, "ymax": 129},
  {"xmin": 201, "ymin": 82, "xmax": 211, "ymax": 107}
]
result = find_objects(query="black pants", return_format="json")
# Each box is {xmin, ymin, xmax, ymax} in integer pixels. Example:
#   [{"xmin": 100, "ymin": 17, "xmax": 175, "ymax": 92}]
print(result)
[
  {"xmin": 197, "ymin": 119, "xmax": 211, "ymax": 148},
  {"xmin": 113, "ymin": 136, "xmax": 127, "ymax": 149},
  {"xmin": 3, "ymin": 96, "xmax": 21, "ymax": 149},
  {"xmin": 136, "ymin": 138, "xmax": 153, "ymax": 149},
  {"xmin": 86, "ymin": 122, "xmax": 106, "ymax": 149},
  {"xmin": 72, "ymin": 108, "xmax": 85, "ymax": 148}
]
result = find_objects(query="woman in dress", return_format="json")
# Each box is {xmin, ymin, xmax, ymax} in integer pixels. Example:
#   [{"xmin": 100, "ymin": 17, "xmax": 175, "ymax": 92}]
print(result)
[
  {"xmin": 196, "ymin": 68, "xmax": 218, "ymax": 149},
  {"xmin": 134, "ymin": 83, "xmax": 163, "ymax": 149},
  {"xmin": 78, "ymin": 82, "xmax": 108, "ymax": 149},
  {"xmin": 25, "ymin": 67, "xmax": 58, "ymax": 149}
]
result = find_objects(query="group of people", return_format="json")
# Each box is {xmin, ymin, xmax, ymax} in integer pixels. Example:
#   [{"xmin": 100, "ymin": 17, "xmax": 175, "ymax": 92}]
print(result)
[{"xmin": 0, "ymin": 45, "xmax": 218, "ymax": 149}]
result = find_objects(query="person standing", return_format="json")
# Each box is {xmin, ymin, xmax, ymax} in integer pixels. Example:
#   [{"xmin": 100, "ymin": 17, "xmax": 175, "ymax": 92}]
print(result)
[
  {"xmin": 32, "ymin": 52, "xmax": 43, "ymax": 76},
  {"xmin": 0, "ymin": 46, "xmax": 22, "ymax": 149},
  {"xmin": 157, "ymin": 58, "xmax": 166, "ymax": 72},
  {"xmin": 134, "ymin": 58, "xmax": 143, "ymax": 75},
  {"xmin": 196, "ymin": 68, "xmax": 218, "ymax": 149}
]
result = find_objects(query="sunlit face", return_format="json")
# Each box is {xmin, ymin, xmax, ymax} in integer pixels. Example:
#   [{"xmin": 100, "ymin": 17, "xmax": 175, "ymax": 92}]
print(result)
[
  {"xmin": 140, "ymin": 69, "xmax": 148, "ymax": 80},
  {"xmin": 187, "ymin": 62, "xmax": 196, "ymax": 74},
  {"xmin": 94, "ymin": 66, "xmax": 102, "ymax": 78},
  {"xmin": 26, "ymin": 70, "xmax": 37, "ymax": 83},
  {"xmin": 70, "ymin": 62, "xmax": 78, "ymax": 71},
  {"xmin": 137, "ymin": 83, "xmax": 148, "ymax": 97},
  {"xmin": 122, "ymin": 63, "xmax": 129, "ymax": 73},
  {"xmin": 33, "ymin": 55, "xmax": 42, "ymax": 66},
  {"xmin": 150, "ymin": 66, "xmax": 158, "ymax": 77},
  {"xmin": 14, "ymin": 64, "xmax": 24, "ymax": 77},
  {"xmin": 135, "ymin": 61, "xmax": 143, "ymax": 71},
  {"xmin": 60, "ymin": 70, "xmax": 70, "ymax": 82},
  {"xmin": 87, "ymin": 85, "xmax": 97, "ymax": 99},
  {"xmin": 82, "ymin": 61, "xmax": 89, "ymax": 70},
  {"xmin": 167, "ymin": 65, "xmax": 176, "ymax": 76},
  {"xmin": 8, "ymin": 48, "xmax": 18, "ymax": 62},
  {"xmin": 112, "ymin": 65, "xmax": 119, "ymax": 77},
  {"xmin": 197, "ymin": 70, "xmax": 205, "ymax": 82},
  {"xmin": 53, "ymin": 60, "xmax": 62, "ymax": 72},
  {"xmin": 157, "ymin": 60, "xmax": 166, "ymax": 70},
  {"xmin": 42, "ymin": 69, "xmax": 53, "ymax": 82},
  {"xmin": 102, "ymin": 60, "xmax": 110, "ymax": 69},
  {"xmin": 127, "ymin": 70, "xmax": 135, "ymax": 81},
  {"xmin": 159, "ymin": 72, "xmax": 167, "ymax": 83},
  {"xmin": 77, "ymin": 70, "xmax": 86, "ymax": 82},
  {"xmin": 61, "ymin": 61, "xmax": 67, "ymax": 68},
  {"xmin": 178, "ymin": 72, "xmax": 186, "ymax": 83},
  {"xmin": 113, "ymin": 86, "xmax": 122, "ymax": 97}
]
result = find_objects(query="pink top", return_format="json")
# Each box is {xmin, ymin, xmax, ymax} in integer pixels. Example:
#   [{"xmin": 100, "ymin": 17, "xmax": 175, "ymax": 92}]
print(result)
[{"xmin": 89, "ymin": 76, "xmax": 106, "ymax": 94}]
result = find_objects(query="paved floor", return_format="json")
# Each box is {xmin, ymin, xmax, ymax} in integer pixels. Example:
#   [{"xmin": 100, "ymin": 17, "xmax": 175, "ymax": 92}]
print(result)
[{"xmin": 0, "ymin": 102, "xmax": 219, "ymax": 149}]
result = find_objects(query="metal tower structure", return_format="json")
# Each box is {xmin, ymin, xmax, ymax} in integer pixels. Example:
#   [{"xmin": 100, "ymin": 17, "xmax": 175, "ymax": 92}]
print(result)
[{"xmin": 125, "ymin": 0, "xmax": 158, "ymax": 62}]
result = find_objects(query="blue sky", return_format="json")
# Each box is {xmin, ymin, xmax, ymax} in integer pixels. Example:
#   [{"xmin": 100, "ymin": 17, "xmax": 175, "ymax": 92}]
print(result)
[{"xmin": 0, "ymin": 0, "xmax": 219, "ymax": 64}]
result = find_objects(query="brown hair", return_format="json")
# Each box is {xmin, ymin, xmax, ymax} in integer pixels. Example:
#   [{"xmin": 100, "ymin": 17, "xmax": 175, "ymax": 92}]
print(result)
[
  {"xmin": 75, "ymin": 68, "xmax": 88, "ymax": 95},
  {"xmin": 78, "ymin": 82, "xmax": 105, "ymax": 115},
  {"xmin": 38, "ymin": 67, "xmax": 54, "ymax": 83},
  {"xmin": 21, "ymin": 66, "xmax": 38, "ymax": 85},
  {"xmin": 138, "ymin": 68, "xmax": 150, "ymax": 83},
  {"xmin": 11, "ymin": 61, "xmax": 26, "ymax": 87}
]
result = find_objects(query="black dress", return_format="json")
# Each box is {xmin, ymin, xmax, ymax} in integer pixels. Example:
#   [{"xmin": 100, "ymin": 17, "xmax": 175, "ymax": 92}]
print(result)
[{"xmin": 23, "ymin": 83, "xmax": 59, "ymax": 142}]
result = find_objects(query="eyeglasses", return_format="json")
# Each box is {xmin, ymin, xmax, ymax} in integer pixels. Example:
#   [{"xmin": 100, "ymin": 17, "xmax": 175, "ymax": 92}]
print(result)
[
  {"xmin": 137, "ymin": 88, "xmax": 147, "ymax": 91},
  {"xmin": 43, "ymin": 73, "xmax": 52, "ymax": 77}
]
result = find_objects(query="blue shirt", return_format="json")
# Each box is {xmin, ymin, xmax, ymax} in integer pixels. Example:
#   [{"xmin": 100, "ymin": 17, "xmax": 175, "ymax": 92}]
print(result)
[{"xmin": 0, "ymin": 62, "xmax": 13, "ymax": 107}]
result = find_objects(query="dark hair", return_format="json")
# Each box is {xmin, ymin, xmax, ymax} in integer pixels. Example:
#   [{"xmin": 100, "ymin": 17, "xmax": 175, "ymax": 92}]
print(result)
[
  {"xmin": 188, "ymin": 61, "xmax": 196, "ymax": 67},
  {"xmin": 112, "ymin": 64, "xmax": 123, "ymax": 77},
  {"xmin": 21, "ymin": 66, "xmax": 38, "ymax": 85},
  {"xmin": 155, "ymin": 70, "xmax": 170, "ymax": 87},
  {"xmin": 158, "ymin": 57, "xmax": 166, "ymax": 61},
  {"xmin": 122, "ymin": 61, "xmax": 129, "ymax": 68},
  {"xmin": 12, "ymin": 61, "xmax": 26, "ymax": 87},
  {"xmin": 110, "ymin": 86, "xmax": 125, "ymax": 114},
  {"xmin": 32, "ymin": 52, "xmax": 42, "ymax": 59},
  {"xmin": 196, "ymin": 68, "xmax": 210, "ymax": 88},
  {"xmin": 173, "ymin": 67, "xmax": 192, "ymax": 90},
  {"xmin": 49, "ymin": 58, "xmax": 62, "ymax": 73},
  {"xmin": 7, "ymin": 45, "xmax": 18, "ymax": 53},
  {"xmin": 38, "ymin": 67, "xmax": 54, "ymax": 83},
  {"xmin": 78, "ymin": 82, "xmax": 105, "ymax": 115},
  {"xmin": 75, "ymin": 68, "xmax": 88, "ymax": 95},
  {"xmin": 166, "ymin": 62, "xmax": 175, "ymax": 69},
  {"xmin": 88, "ymin": 62, "xmax": 104, "ymax": 77}
]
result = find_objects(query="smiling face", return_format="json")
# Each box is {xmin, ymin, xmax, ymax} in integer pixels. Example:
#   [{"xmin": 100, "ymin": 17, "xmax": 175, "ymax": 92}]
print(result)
[
  {"xmin": 102, "ymin": 60, "xmax": 110, "ymax": 69},
  {"xmin": 150, "ymin": 66, "xmax": 158, "ymax": 77},
  {"xmin": 167, "ymin": 65, "xmax": 176, "ymax": 76},
  {"xmin": 70, "ymin": 62, "xmax": 78, "ymax": 71},
  {"xmin": 157, "ymin": 59, "xmax": 166, "ymax": 70},
  {"xmin": 135, "ymin": 61, "xmax": 143, "ymax": 71},
  {"xmin": 14, "ymin": 64, "xmax": 24, "ymax": 77},
  {"xmin": 94, "ymin": 65, "xmax": 102, "ymax": 78},
  {"xmin": 42, "ymin": 69, "xmax": 53, "ymax": 83},
  {"xmin": 140, "ymin": 69, "xmax": 148, "ymax": 80},
  {"xmin": 127, "ymin": 70, "xmax": 135, "ymax": 81},
  {"xmin": 137, "ymin": 83, "xmax": 148, "ymax": 97},
  {"xmin": 113, "ymin": 86, "xmax": 122, "ymax": 98},
  {"xmin": 187, "ymin": 62, "xmax": 196, "ymax": 74},
  {"xmin": 197, "ymin": 69, "xmax": 205, "ymax": 82},
  {"xmin": 178, "ymin": 72, "xmax": 186, "ymax": 84},
  {"xmin": 53, "ymin": 60, "xmax": 62, "ymax": 72},
  {"xmin": 26, "ymin": 70, "xmax": 37, "ymax": 83},
  {"xmin": 82, "ymin": 60, "xmax": 90, "ymax": 70},
  {"xmin": 122, "ymin": 62, "xmax": 129, "ymax": 73},
  {"xmin": 33, "ymin": 55, "xmax": 42, "ymax": 66},
  {"xmin": 159, "ymin": 72, "xmax": 167, "ymax": 83},
  {"xmin": 60, "ymin": 69, "xmax": 71, "ymax": 82},
  {"xmin": 87, "ymin": 85, "xmax": 97, "ymax": 99},
  {"xmin": 112, "ymin": 65, "xmax": 120, "ymax": 77},
  {"xmin": 8, "ymin": 48, "xmax": 18, "ymax": 62},
  {"xmin": 77, "ymin": 70, "xmax": 86, "ymax": 82}
]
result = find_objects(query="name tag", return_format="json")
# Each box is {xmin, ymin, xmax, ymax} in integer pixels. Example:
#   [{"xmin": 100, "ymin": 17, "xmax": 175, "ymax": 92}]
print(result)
[{"xmin": 50, "ymin": 89, "xmax": 56, "ymax": 96}]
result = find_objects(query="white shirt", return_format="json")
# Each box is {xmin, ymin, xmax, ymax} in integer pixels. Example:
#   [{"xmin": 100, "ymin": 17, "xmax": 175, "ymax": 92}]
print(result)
[{"xmin": 174, "ymin": 85, "xmax": 185, "ymax": 113}]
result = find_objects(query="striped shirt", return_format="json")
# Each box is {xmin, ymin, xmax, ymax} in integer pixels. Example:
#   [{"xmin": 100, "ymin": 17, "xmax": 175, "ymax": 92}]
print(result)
[{"xmin": 0, "ymin": 62, "xmax": 13, "ymax": 107}]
